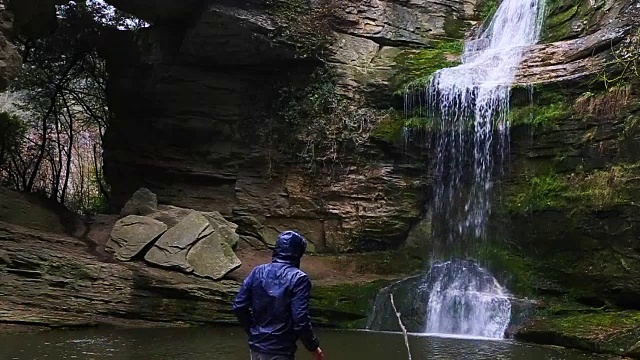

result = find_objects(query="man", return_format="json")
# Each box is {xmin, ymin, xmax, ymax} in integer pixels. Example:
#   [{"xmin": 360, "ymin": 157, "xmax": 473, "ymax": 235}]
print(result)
[{"xmin": 233, "ymin": 230, "xmax": 325, "ymax": 360}]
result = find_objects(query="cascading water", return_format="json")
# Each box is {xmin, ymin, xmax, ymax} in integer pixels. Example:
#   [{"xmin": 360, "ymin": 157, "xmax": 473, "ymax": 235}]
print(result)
[
  {"xmin": 421, "ymin": 0, "xmax": 545, "ymax": 338},
  {"xmin": 428, "ymin": 0, "xmax": 546, "ymax": 242},
  {"xmin": 424, "ymin": 260, "xmax": 511, "ymax": 338},
  {"xmin": 366, "ymin": 0, "xmax": 546, "ymax": 340}
]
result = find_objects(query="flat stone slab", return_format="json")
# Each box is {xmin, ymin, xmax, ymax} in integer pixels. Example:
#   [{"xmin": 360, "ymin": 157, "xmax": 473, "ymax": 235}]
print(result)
[
  {"xmin": 144, "ymin": 211, "xmax": 241, "ymax": 280},
  {"xmin": 105, "ymin": 215, "xmax": 167, "ymax": 261}
]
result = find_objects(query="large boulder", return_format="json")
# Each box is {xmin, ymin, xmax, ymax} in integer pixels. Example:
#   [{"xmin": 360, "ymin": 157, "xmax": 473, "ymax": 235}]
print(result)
[
  {"xmin": 105, "ymin": 215, "xmax": 167, "ymax": 261},
  {"xmin": 149, "ymin": 204, "xmax": 196, "ymax": 227},
  {"xmin": 144, "ymin": 212, "xmax": 241, "ymax": 280},
  {"xmin": 120, "ymin": 187, "xmax": 158, "ymax": 217}
]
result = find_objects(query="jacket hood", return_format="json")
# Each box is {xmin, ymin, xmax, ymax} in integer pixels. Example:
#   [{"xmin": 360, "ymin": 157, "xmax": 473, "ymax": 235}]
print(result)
[{"xmin": 272, "ymin": 231, "xmax": 307, "ymax": 267}]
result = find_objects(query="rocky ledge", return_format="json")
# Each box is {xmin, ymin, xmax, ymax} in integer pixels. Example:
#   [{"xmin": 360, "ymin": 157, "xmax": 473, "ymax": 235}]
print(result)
[
  {"xmin": 0, "ymin": 220, "xmax": 239, "ymax": 328},
  {"xmin": 514, "ymin": 311, "xmax": 640, "ymax": 358},
  {"xmin": 0, "ymin": 219, "xmax": 394, "ymax": 330}
]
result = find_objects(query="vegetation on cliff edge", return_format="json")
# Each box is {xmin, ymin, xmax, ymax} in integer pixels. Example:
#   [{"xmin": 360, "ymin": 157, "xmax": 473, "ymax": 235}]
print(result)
[
  {"xmin": 505, "ymin": 165, "xmax": 640, "ymax": 213},
  {"xmin": 265, "ymin": 0, "xmax": 340, "ymax": 58}
]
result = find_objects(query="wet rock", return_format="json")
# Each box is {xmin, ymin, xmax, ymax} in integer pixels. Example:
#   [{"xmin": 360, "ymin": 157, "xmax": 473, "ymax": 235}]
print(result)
[
  {"xmin": 186, "ymin": 233, "xmax": 241, "ymax": 280},
  {"xmin": 201, "ymin": 211, "xmax": 239, "ymax": 250},
  {"xmin": 0, "ymin": 221, "xmax": 239, "ymax": 328},
  {"xmin": 515, "ymin": 311, "xmax": 640, "ymax": 358},
  {"xmin": 239, "ymin": 235, "xmax": 268, "ymax": 250},
  {"xmin": 144, "ymin": 212, "xmax": 241, "ymax": 279},
  {"xmin": 105, "ymin": 215, "xmax": 167, "ymax": 261},
  {"xmin": 149, "ymin": 205, "xmax": 195, "ymax": 227},
  {"xmin": 120, "ymin": 188, "xmax": 158, "ymax": 217}
]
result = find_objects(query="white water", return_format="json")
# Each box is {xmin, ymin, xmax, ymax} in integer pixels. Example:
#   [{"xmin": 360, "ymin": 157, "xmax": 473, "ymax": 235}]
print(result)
[
  {"xmin": 429, "ymin": 0, "xmax": 546, "ymax": 239},
  {"xmin": 424, "ymin": 261, "xmax": 511, "ymax": 339},
  {"xmin": 422, "ymin": 0, "xmax": 545, "ymax": 339}
]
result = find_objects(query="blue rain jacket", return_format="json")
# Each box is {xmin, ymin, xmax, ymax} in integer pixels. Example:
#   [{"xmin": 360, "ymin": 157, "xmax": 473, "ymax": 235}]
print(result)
[{"xmin": 232, "ymin": 231, "xmax": 319, "ymax": 356}]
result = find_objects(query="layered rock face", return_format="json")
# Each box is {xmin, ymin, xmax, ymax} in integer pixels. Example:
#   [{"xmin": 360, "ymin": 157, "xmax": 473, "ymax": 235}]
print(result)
[
  {"xmin": 0, "ymin": 220, "xmax": 240, "ymax": 327},
  {"xmin": 491, "ymin": 0, "xmax": 640, "ymax": 306},
  {"xmin": 101, "ymin": 0, "xmax": 478, "ymax": 252}
]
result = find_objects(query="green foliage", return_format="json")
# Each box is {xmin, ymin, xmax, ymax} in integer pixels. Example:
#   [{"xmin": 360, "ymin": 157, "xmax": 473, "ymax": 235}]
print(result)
[
  {"xmin": 1, "ymin": 1, "xmax": 135, "ymax": 213},
  {"xmin": 593, "ymin": 27, "xmax": 640, "ymax": 89},
  {"xmin": 507, "ymin": 174, "xmax": 568, "ymax": 212},
  {"xmin": 477, "ymin": 0, "xmax": 500, "ymax": 20},
  {"xmin": 392, "ymin": 40, "xmax": 463, "ymax": 92},
  {"xmin": 475, "ymin": 243, "xmax": 538, "ymax": 296},
  {"xmin": 505, "ymin": 165, "xmax": 639, "ymax": 213},
  {"xmin": 0, "ymin": 111, "xmax": 25, "ymax": 170},
  {"xmin": 508, "ymin": 102, "xmax": 570, "ymax": 128},
  {"xmin": 265, "ymin": 0, "xmax": 338, "ymax": 58},
  {"xmin": 269, "ymin": 67, "xmax": 374, "ymax": 169}
]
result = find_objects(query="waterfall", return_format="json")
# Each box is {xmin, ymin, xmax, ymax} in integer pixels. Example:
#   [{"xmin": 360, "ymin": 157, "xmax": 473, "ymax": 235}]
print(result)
[
  {"xmin": 365, "ymin": 0, "xmax": 546, "ymax": 340},
  {"xmin": 421, "ymin": 0, "xmax": 545, "ymax": 338},
  {"xmin": 424, "ymin": 260, "xmax": 511, "ymax": 338},
  {"xmin": 428, "ymin": 0, "xmax": 546, "ymax": 242}
]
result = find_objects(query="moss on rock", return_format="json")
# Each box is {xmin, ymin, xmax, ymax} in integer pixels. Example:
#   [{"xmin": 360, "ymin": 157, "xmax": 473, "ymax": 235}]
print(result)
[
  {"xmin": 504, "ymin": 165, "xmax": 640, "ymax": 213},
  {"xmin": 391, "ymin": 40, "xmax": 463, "ymax": 93},
  {"xmin": 370, "ymin": 110, "xmax": 437, "ymax": 143},
  {"xmin": 541, "ymin": 0, "xmax": 604, "ymax": 42},
  {"xmin": 473, "ymin": 243, "xmax": 539, "ymax": 296},
  {"xmin": 476, "ymin": 0, "xmax": 500, "ymax": 20},
  {"xmin": 310, "ymin": 280, "xmax": 392, "ymax": 328},
  {"xmin": 516, "ymin": 311, "xmax": 640, "ymax": 357},
  {"xmin": 509, "ymin": 102, "xmax": 570, "ymax": 128}
]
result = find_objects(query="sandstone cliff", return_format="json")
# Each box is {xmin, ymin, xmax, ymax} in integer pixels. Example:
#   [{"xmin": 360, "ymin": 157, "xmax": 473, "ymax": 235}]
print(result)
[{"xmin": 99, "ymin": 0, "xmax": 482, "ymax": 252}]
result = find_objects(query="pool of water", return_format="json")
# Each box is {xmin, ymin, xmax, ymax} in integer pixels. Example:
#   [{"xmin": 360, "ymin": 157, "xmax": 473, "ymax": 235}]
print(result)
[{"xmin": 0, "ymin": 327, "xmax": 607, "ymax": 359}]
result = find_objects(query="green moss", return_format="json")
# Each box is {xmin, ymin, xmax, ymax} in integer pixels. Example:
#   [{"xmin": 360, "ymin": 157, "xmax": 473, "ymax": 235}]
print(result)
[
  {"xmin": 477, "ymin": 0, "xmax": 499, "ymax": 20},
  {"xmin": 509, "ymin": 102, "xmax": 570, "ymax": 128},
  {"xmin": 474, "ymin": 243, "xmax": 538, "ymax": 296},
  {"xmin": 506, "ymin": 174, "xmax": 569, "ymax": 212},
  {"xmin": 391, "ymin": 40, "xmax": 463, "ymax": 93},
  {"xmin": 443, "ymin": 18, "xmax": 468, "ymax": 38},
  {"xmin": 524, "ymin": 311, "xmax": 640, "ymax": 352},
  {"xmin": 541, "ymin": 0, "xmax": 577, "ymax": 41},
  {"xmin": 371, "ymin": 112, "xmax": 405, "ymax": 142},
  {"xmin": 541, "ymin": 0, "xmax": 603, "ymax": 42},
  {"xmin": 310, "ymin": 280, "xmax": 391, "ymax": 328},
  {"xmin": 505, "ymin": 165, "xmax": 640, "ymax": 213},
  {"xmin": 548, "ymin": 311, "xmax": 640, "ymax": 334},
  {"xmin": 371, "ymin": 111, "xmax": 437, "ymax": 142}
]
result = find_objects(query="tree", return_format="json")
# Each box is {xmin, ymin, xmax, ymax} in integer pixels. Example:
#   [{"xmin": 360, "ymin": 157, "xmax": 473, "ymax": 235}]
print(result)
[{"xmin": 2, "ymin": 0, "xmax": 145, "ymax": 214}]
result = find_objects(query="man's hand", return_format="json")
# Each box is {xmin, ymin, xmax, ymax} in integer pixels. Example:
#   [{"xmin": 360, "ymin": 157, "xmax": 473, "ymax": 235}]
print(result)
[{"xmin": 312, "ymin": 347, "xmax": 324, "ymax": 360}]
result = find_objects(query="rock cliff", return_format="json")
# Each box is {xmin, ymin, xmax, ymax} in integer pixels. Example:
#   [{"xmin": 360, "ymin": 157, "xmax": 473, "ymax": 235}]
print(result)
[{"xmin": 100, "ymin": 0, "xmax": 482, "ymax": 252}]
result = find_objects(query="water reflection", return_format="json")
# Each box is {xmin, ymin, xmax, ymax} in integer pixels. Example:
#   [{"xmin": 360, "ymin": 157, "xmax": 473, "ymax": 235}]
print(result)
[{"xmin": 0, "ymin": 327, "xmax": 607, "ymax": 360}]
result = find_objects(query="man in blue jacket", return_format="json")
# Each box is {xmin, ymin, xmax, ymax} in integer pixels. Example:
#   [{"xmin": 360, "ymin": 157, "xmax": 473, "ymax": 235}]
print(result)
[{"xmin": 233, "ymin": 230, "xmax": 324, "ymax": 360}]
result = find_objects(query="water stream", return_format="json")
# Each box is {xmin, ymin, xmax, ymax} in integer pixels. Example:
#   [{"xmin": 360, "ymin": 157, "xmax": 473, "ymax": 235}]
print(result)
[
  {"xmin": 369, "ymin": 0, "xmax": 546, "ymax": 340},
  {"xmin": 421, "ymin": 0, "xmax": 545, "ymax": 339}
]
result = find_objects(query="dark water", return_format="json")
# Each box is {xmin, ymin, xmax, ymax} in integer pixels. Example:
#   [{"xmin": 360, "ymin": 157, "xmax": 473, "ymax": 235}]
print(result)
[{"xmin": 0, "ymin": 327, "xmax": 606, "ymax": 360}]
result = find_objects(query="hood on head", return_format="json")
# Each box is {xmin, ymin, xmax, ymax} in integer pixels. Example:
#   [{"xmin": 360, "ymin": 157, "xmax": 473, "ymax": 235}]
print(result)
[{"xmin": 272, "ymin": 230, "xmax": 307, "ymax": 267}]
